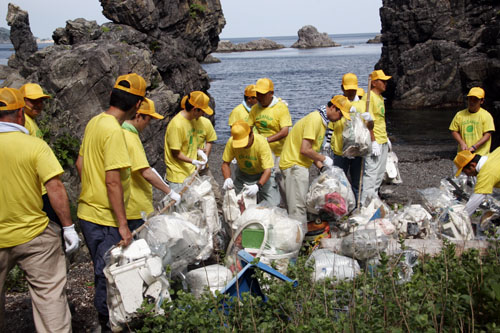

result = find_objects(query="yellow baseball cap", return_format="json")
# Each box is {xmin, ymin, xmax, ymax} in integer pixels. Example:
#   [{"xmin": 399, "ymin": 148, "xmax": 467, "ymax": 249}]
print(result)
[
  {"xmin": 231, "ymin": 120, "xmax": 251, "ymax": 148},
  {"xmin": 19, "ymin": 83, "xmax": 51, "ymax": 100},
  {"xmin": 114, "ymin": 73, "xmax": 147, "ymax": 97},
  {"xmin": 342, "ymin": 73, "xmax": 358, "ymax": 90},
  {"xmin": 180, "ymin": 95, "xmax": 188, "ymax": 109},
  {"xmin": 454, "ymin": 150, "xmax": 476, "ymax": 177},
  {"xmin": 357, "ymin": 87, "xmax": 365, "ymax": 97},
  {"xmin": 137, "ymin": 98, "xmax": 164, "ymax": 119},
  {"xmin": 244, "ymin": 84, "xmax": 257, "ymax": 97},
  {"xmin": 188, "ymin": 91, "xmax": 213, "ymax": 115},
  {"xmin": 0, "ymin": 87, "xmax": 25, "ymax": 111},
  {"xmin": 467, "ymin": 87, "xmax": 485, "ymax": 99},
  {"xmin": 371, "ymin": 69, "xmax": 391, "ymax": 81},
  {"xmin": 255, "ymin": 78, "xmax": 274, "ymax": 94},
  {"xmin": 331, "ymin": 95, "xmax": 351, "ymax": 120}
]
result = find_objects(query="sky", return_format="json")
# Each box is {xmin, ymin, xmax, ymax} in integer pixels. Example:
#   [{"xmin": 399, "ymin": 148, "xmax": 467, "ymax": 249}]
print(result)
[{"xmin": 1, "ymin": 0, "xmax": 382, "ymax": 39}]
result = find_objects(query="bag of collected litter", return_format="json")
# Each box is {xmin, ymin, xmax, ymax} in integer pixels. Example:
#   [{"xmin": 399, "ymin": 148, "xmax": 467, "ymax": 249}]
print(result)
[
  {"xmin": 185, "ymin": 264, "xmax": 233, "ymax": 298},
  {"xmin": 307, "ymin": 249, "xmax": 360, "ymax": 281},
  {"xmin": 342, "ymin": 112, "xmax": 371, "ymax": 158},
  {"xmin": 438, "ymin": 204, "xmax": 474, "ymax": 240},
  {"xmin": 225, "ymin": 206, "xmax": 305, "ymax": 274},
  {"xmin": 392, "ymin": 204, "xmax": 434, "ymax": 239},
  {"xmin": 104, "ymin": 239, "xmax": 170, "ymax": 331},
  {"xmin": 340, "ymin": 229, "xmax": 388, "ymax": 260},
  {"xmin": 138, "ymin": 213, "xmax": 212, "ymax": 275},
  {"xmin": 418, "ymin": 187, "xmax": 456, "ymax": 213},
  {"xmin": 384, "ymin": 151, "xmax": 402, "ymax": 184},
  {"xmin": 348, "ymin": 197, "xmax": 392, "ymax": 232},
  {"xmin": 222, "ymin": 189, "xmax": 257, "ymax": 225},
  {"xmin": 306, "ymin": 166, "xmax": 355, "ymax": 219}
]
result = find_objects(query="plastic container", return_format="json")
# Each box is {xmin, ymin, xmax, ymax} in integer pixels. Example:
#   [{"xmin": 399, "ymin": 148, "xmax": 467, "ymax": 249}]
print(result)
[{"xmin": 242, "ymin": 228, "xmax": 264, "ymax": 249}]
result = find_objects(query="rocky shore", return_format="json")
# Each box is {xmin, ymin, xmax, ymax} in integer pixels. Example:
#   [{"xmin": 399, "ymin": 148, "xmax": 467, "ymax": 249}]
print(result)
[
  {"xmin": 4, "ymin": 139, "xmax": 457, "ymax": 332},
  {"xmin": 216, "ymin": 38, "xmax": 285, "ymax": 52}
]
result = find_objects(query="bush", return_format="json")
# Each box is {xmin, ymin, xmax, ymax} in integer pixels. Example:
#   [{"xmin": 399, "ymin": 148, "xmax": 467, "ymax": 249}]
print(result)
[{"xmin": 131, "ymin": 240, "xmax": 500, "ymax": 331}]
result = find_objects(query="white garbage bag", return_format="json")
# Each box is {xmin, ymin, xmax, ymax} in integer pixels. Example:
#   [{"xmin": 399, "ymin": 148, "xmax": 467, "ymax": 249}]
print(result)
[
  {"xmin": 185, "ymin": 264, "xmax": 233, "ymax": 298},
  {"xmin": 307, "ymin": 249, "xmax": 361, "ymax": 281},
  {"xmin": 342, "ymin": 112, "xmax": 371, "ymax": 158}
]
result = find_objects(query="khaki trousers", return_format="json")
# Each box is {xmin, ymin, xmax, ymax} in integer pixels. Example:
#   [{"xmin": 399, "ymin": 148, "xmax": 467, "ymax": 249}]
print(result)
[
  {"xmin": 282, "ymin": 165, "xmax": 310, "ymax": 223},
  {"xmin": 0, "ymin": 222, "xmax": 71, "ymax": 333}
]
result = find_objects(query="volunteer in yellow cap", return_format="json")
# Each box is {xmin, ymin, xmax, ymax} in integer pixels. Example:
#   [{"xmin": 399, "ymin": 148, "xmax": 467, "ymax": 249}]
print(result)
[
  {"xmin": 323, "ymin": 73, "xmax": 373, "ymax": 204},
  {"xmin": 449, "ymin": 87, "xmax": 495, "ymax": 156},
  {"xmin": 164, "ymin": 91, "xmax": 211, "ymax": 190},
  {"xmin": 0, "ymin": 87, "xmax": 78, "ymax": 332},
  {"xmin": 279, "ymin": 95, "xmax": 351, "ymax": 223},
  {"xmin": 360, "ymin": 69, "xmax": 392, "ymax": 206},
  {"xmin": 454, "ymin": 147, "xmax": 500, "ymax": 216},
  {"xmin": 248, "ymin": 78, "xmax": 292, "ymax": 203},
  {"xmin": 228, "ymin": 84, "xmax": 258, "ymax": 127},
  {"xmin": 122, "ymin": 98, "xmax": 180, "ymax": 231},
  {"xmin": 221, "ymin": 120, "xmax": 278, "ymax": 205},
  {"xmin": 19, "ymin": 83, "xmax": 51, "ymax": 138},
  {"xmin": 76, "ymin": 73, "xmax": 146, "ymax": 330}
]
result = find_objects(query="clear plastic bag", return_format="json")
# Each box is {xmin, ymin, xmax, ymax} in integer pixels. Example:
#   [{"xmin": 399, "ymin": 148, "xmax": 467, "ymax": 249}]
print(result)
[
  {"xmin": 306, "ymin": 166, "xmax": 355, "ymax": 218},
  {"xmin": 307, "ymin": 249, "xmax": 361, "ymax": 281},
  {"xmin": 342, "ymin": 112, "xmax": 371, "ymax": 158},
  {"xmin": 340, "ymin": 229, "xmax": 388, "ymax": 260}
]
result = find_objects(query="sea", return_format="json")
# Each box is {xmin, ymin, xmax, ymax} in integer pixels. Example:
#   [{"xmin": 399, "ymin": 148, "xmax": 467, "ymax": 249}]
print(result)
[{"xmin": 0, "ymin": 33, "xmax": 457, "ymax": 145}]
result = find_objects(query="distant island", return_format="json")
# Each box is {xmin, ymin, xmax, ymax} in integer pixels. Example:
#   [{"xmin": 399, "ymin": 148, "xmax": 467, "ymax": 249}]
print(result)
[{"xmin": 0, "ymin": 27, "xmax": 10, "ymax": 43}]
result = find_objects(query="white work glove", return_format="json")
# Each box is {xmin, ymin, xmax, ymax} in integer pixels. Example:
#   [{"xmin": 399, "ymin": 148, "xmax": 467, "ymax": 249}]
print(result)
[
  {"xmin": 62, "ymin": 224, "xmax": 79, "ymax": 254},
  {"xmin": 360, "ymin": 112, "xmax": 373, "ymax": 122},
  {"xmin": 197, "ymin": 149, "xmax": 208, "ymax": 163},
  {"xmin": 223, "ymin": 178, "xmax": 234, "ymax": 190},
  {"xmin": 243, "ymin": 183, "xmax": 259, "ymax": 197},
  {"xmin": 192, "ymin": 159, "xmax": 206, "ymax": 168},
  {"xmin": 323, "ymin": 156, "xmax": 333, "ymax": 167},
  {"xmin": 169, "ymin": 190, "xmax": 181, "ymax": 206},
  {"xmin": 371, "ymin": 141, "xmax": 381, "ymax": 156}
]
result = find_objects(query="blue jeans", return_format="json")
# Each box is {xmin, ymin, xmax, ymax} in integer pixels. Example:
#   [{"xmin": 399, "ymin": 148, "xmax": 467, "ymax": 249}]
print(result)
[
  {"xmin": 332, "ymin": 154, "xmax": 362, "ymax": 204},
  {"xmin": 79, "ymin": 219, "xmax": 123, "ymax": 317}
]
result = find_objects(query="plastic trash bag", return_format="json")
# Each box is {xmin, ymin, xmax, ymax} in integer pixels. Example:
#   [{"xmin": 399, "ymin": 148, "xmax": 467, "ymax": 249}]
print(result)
[
  {"xmin": 438, "ymin": 204, "xmax": 474, "ymax": 240},
  {"xmin": 306, "ymin": 166, "xmax": 355, "ymax": 218},
  {"xmin": 392, "ymin": 204, "xmax": 433, "ymax": 239},
  {"xmin": 340, "ymin": 229, "xmax": 388, "ymax": 260},
  {"xmin": 307, "ymin": 249, "xmax": 361, "ymax": 281},
  {"xmin": 384, "ymin": 151, "xmax": 402, "ymax": 184},
  {"xmin": 342, "ymin": 112, "xmax": 371, "ymax": 158},
  {"xmin": 222, "ymin": 189, "xmax": 257, "ymax": 225},
  {"xmin": 185, "ymin": 264, "xmax": 233, "ymax": 298}
]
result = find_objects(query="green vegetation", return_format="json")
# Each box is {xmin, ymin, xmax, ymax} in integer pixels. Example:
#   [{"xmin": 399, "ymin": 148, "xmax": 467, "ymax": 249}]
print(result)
[
  {"xmin": 5, "ymin": 266, "xmax": 28, "ymax": 292},
  {"xmin": 38, "ymin": 115, "xmax": 80, "ymax": 169},
  {"xmin": 101, "ymin": 26, "xmax": 111, "ymax": 33},
  {"xmin": 130, "ymin": 239, "xmax": 500, "ymax": 332},
  {"xmin": 149, "ymin": 40, "xmax": 161, "ymax": 52},
  {"xmin": 189, "ymin": 3, "xmax": 206, "ymax": 19}
]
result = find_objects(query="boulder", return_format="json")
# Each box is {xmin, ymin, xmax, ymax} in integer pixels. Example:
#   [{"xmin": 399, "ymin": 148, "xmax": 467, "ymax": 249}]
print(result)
[
  {"xmin": 6, "ymin": 3, "xmax": 37, "ymax": 68},
  {"xmin": 216, "ymin": 38, "xmax": 285, "ymax": 52},
  {"xmin": 202, "ymin": 54, "xmax": 221, "ymax": 63},
  {"xmin": 367, "ymin": 35, "xmax": 381, "ymax": 44},
  {"xmin": 291, "ymin": 25, "xmax": 340, "ymax": 49},
  {"xmin": 1, "ymin": 1, "xmax": 225, "ymax": 202}
]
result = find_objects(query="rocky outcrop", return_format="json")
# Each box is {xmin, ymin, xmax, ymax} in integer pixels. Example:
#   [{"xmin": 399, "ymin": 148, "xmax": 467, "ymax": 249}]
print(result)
[
  {"xmin": 202, "ymin": 54, "xmax": 221, "ymax": 63},
  {"xmin": 291, "ymin": 25, "xmax": 339, "ymax": 49},
  {"xmin": 367, "ymin": 34, "xmax": 381, "ymax": 44},
  {"xmin": 6, "ymin": 4, "xmax": 37, "ymax": 68},
  {"xmin": 216, "ymin": 38, "xmax": 285, "ymax": 52},
  {"xmin": 377, "ymin": 0, "xmax": 500, "ymax": 111},
  {"xmin": 2, "ymin": 1, "xmax": 225, "ymax": 202}
]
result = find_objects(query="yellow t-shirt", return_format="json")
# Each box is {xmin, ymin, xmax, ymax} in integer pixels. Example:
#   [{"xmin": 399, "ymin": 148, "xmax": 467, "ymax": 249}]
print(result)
[
  {"xmin": 164, "ymin": 112, "xmax": 197, "ymax": 183},
  {"xmin": 193, "ymin": 116, "xmax": 217, "ymax": 149},
  {"xmin": 329, "ymin": 101, "xmax": 367, "ymax": 156},
  {"xmin": 228, "ymin": 103, "xmax": 249, "ymax": 126},
  {"xmin": 122, "ymin": 125, "xmax": 153, "ymax": 219},
  {"xmin": 78, "ymin": 113, "xmax": 131, "ymax": 227},
  {"xmin": 222, "ymin": 133, "xmax": 274, "ymax": 175},
  {"xmin": 449, "ymin": 107, "xmax": 495, "ymax": 156},
  {"xmin": 0, "ymin": 131, "xmax": 63, "ymax": 247},
  {"xmin": 363, "ymin": 92, "xmax": 387, "ymax": 144},
  {"xmin": 247, "ymin": 99, "xmax": 292, "ymax": 156},
  {"xmin": 474, "ymin": 147, "xmax": 500, "ymax": 195},
  {"xmin": 24, "ymin": 114, "xmax": 43, "ymax": 138},
  {"xmin": 280, "ymin": 111, "xmax": 326, "ymax": 170}
]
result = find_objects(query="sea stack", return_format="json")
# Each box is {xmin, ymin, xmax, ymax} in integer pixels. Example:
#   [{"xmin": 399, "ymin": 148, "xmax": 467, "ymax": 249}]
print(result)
[{"xmin": 291, "ymin": 25, "xmax": 340, "ymax": 49}]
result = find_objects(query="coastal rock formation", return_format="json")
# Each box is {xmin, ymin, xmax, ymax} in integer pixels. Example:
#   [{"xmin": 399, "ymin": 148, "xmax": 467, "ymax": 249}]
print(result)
[
  {"xmin": 202, "ymin": 54, "xmax": 221, "ymax": 63},
  {"xmin": 291, "ymin": 25, "xmax": 339, "ymax": 48},
  {"xmin": 5, "ymin": 4, "xmax": 37, "ymax": 68},
  {"xmin": 2, "ymin": 0, "xmax": 225, "ymax": 201},
  {"xmin": 367, "ymin": 34, "xmax": 381, "ymax": 44},
  {"xmin": 216, "ymin": 38, "xmax": 285, "ymax": 52},
  {"xmin": 377, "ymin": 0, "xmax": 500, "ymax": 112}
]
